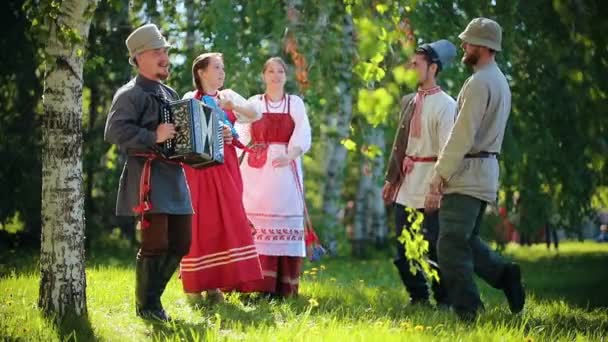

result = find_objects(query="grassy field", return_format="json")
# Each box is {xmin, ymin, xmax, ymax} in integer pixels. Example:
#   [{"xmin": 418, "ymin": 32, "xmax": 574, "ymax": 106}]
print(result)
[{"xmin": 1, "ymin": 241, "xmax": 607, "ymax": 341}]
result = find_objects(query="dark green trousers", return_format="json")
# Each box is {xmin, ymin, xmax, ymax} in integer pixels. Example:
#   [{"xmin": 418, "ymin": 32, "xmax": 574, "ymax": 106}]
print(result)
[{"xmin": 437, "ymin": 194, "xmax": 506, "ymax": 317}]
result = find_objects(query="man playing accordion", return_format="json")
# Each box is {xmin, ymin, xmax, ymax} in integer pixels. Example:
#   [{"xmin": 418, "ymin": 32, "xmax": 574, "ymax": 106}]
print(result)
[{"xmin": 104, "ymin": 23, "xmax": 231, "ymax": 322}]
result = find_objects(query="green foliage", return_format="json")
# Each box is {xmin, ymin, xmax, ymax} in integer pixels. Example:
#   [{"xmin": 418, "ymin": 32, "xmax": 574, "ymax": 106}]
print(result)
[
  {"xmin": 397, "ymin": 208, "xmax": 439, "ymax": 282},
  {"xmin": 591, "ymin": 186, "xmax": 608, "ymax": 210},
  {"xmin": 349, "ymin": 0, "xmax": 418, "ymax": 120},
  {"xmin": 3, "ymin": 0, "xmax": 607, "ymax": 250},
  {"xmin": 341, "ymin": 138, "xmax": 357, "ymax": 152},
  {"xmin": 0, "ymin": 0, "xmax": 42, "ymax": 237},
  {"xmin": 356, "ymin": 88, "xmax": 395, "ymax": 127},
  {"xmin": 25, "ymin": 0, "xmax": 97, "ymax": 55}
]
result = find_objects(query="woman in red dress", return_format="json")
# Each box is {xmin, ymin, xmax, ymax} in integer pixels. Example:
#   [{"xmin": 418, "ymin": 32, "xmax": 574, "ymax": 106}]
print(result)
[{"xmin": 180, "ymin": 52, "xmax": 263, "ymax": 303}]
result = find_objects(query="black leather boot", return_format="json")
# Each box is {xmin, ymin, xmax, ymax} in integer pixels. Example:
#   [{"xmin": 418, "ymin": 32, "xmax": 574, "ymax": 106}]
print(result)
[
  {"xmin": 155, "ymin": 254, "xmax": 182, "ymax": 310},
  {"xmin": 393, "ymin": 258, "xmax": 430, "ymax": 304},
  {"xmin": 500, "ymin": 262, "xmax": 525, "ymax": 314},
  {"xmin": 431, "ymin": 275, "xmax": 450, "ymax": 309},
  {"xmin": 135, "ymin": 256, "xmax": 171, "ymax": 322}
]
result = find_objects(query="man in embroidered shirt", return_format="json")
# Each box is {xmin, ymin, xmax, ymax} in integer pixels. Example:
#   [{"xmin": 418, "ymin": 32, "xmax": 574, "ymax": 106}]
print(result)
[
  {"xmin": 383, "ymin": 39, "xmax": 457, "ymax": 307},
  {"xmin": 425, "ymin": 17, "xmax": 525, "ymax": 321}
]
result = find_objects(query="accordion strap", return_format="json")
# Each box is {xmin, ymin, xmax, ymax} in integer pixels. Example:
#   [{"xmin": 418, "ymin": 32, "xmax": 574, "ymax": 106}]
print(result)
[{"xmin": 130, "ymin": 153, "xmax": 181, "ymax": 229}]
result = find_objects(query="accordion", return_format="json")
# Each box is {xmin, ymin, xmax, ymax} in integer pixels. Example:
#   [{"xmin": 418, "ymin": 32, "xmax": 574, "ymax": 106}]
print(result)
[{"xmin": 160, "ymin": 98, "xmax": 224, "ymax": 168}]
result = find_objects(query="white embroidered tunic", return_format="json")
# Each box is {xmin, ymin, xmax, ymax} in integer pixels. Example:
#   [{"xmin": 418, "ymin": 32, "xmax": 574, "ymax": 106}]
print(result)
[{"xmin": 396, "ymin": 91, "xmax": 456, "ymax": 208}]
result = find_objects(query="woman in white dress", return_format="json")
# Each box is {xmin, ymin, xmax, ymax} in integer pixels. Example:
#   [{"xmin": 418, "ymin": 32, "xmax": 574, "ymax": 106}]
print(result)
[{"xmin": 235, "ymin": 57, "xmax": 312, "ymax": 297}]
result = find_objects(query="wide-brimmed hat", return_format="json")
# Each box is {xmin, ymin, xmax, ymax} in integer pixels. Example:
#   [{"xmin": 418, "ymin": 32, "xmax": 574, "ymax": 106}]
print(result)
[
  {"xmin": 458, "ymin": 17, "xmax": 502, "ymax": 51},
  {"xmin": 125, "ymin": 23, "xmax": 171, "ymax": 66}
]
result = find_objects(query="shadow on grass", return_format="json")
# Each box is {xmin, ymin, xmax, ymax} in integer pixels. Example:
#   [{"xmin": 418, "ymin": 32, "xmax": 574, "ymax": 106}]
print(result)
[
  {"xmin": 0, "ymin": 247, "xmax": 39, "ymax": 277},
  {"xmin": 477, "ymin": 304, "xmax": 608, "ymax": 339},
  {"xmin": 147, "ymin": 265, "xmax": 608, "ymax": 340},
  {"xmin": 517, "ymin": 253, "xmax": 608, "ymax": 309},
  {"xmin": 524, "ymin": 309, "xmax": 608, "ymax": 337},
  {"xmin": 147, "ymin": 318, "xmax": 213, "ymax": 341},
  {"xmin": 0, "ymin": 237, "xmax": 136, "ymax": 278},
  {"xmin": 48, "ymin": 310, "xmax": 98, "ymax": 342},
  {"xmin": 141, "ymin": 299, "xmax": 279, "ymax": 340},
  {"xmin": 163, "ymin": 284, "xmax": 443, "ymax": 333}
]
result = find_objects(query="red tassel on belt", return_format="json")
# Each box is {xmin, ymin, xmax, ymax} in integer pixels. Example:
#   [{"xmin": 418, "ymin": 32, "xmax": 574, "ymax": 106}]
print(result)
[{"xmin": 131, "ymin": 153, "xmax": 180, "ymax": 229}]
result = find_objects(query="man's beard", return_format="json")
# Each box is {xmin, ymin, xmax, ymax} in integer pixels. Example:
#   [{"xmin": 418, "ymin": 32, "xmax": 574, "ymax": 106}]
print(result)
[
  {"xmin": 416, "ymin": 70, "xmax": 428, "ymax": 88},
  {"xmin": 156, "ymin": 64, "xmax": 170, "ymax": 80},
  {"xmin": 462, "ymin": 50, "xmax": 480, "ymax": 67}
]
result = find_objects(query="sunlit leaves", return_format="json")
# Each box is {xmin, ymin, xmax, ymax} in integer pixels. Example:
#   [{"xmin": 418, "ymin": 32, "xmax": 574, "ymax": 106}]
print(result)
[
  {"xmin": 354, "ymin": 17, "xmax": 388, "ymax": 61},
  {"xmin": 361, "ymin": 143, "xmax": 382, "ymax": 159},
  {"xmin": 357, "ymin": 87, "xmax": 395, "ymax": 126},
  {"xmin": 341, "ymin": 138, "xmax": 357, "ymax": 151},
  {"xmin": 350, "ymin": 0, "xmax": 418, "ymax": 130},
  {"xmin": 397, "ymin": 207, "xmax": 439, "ymax": 282},
  {"xmin": 391, "ymin": 65, "xmax": 418, "ymax": 87},
  {"xmin": 354, "ymin": 62, "xmax": 386, "ymax": 83},
  {"xmin": 568, "ymin": 70, "xmax": 583, "ymax": 83},
  {"xmin": 375, "ymin": 3, "xmax": 389, "ymax": 14}
]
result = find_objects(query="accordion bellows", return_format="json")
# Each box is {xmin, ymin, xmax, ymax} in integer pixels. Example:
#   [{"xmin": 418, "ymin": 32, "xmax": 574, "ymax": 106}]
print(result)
[{"xmin": 160, "ymin": 98, "xmax": 224, "ymax": 168}]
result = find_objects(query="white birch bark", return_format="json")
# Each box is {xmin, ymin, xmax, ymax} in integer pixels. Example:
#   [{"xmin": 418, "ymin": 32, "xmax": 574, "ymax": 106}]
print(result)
[
  {"xmin": 320, "ymin": 13, "xmax": 355, "ymax": 254},
  {"xmin": 352, "ymin": 156, "xmax": 371, "ymax": 257},
  {"xmin": 39, "ymin": 0, "xmax": 98, "ymax": 320},
  {"xmin": 367, "ymin": 127, "xmax": 388, "ymax": 246},
  {"xmin": 185, "ymin": 0, "xmax": 196, "ymax": 51},
  {"xmin": 352, "ymin": 126, "xmax": 387, "ymax": 255}
]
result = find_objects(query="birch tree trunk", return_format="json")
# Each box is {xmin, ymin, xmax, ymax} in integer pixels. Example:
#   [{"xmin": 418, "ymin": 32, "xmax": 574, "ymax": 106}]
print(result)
[
  {"xmin": 39, "ymin": 0, "xmax": 98, "ymax": 320},
  {"xmin": 321, "ymin": 13, "xmax": 355, "ymax": 254},
  {"xmin": 352, "ymin": 156, "xmax": 371, "ymax": 257},
  {"xmin": 351, "ymin": 126, "xmax": 387, "ymax": 256},
  {"xmin": 367, "ymin": 127, "xmax": 388, "ymax": 247},
  {"xmin": 184, "ymin": 0, "xmax": 196, "ymax": 51}
]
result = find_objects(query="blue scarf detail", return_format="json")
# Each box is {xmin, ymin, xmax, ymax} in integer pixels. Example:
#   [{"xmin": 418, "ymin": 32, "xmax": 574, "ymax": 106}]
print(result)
[{"xmin": 201, "ymin": 95, "xmax": 239, "ymax": 139}]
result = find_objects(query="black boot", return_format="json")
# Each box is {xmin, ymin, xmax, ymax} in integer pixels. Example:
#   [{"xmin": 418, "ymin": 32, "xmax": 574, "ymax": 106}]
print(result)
[
  {"xmin": 135, "ymin": 256, "xmax": 171, "ymax": 322},
  {"xmin": 500, "ymin": 262, "xmax": 525, "ymax": 314},
  {"xmin": 155, "ymin": 254, "xmax": 182, "ymax": 311},
  {"xmin": 431, "ymin": 276, "xmax": 450, "ymax": 309},
  {"xmin": 393, "ymin": 258, "xmax": 430, "ymax": 304}
]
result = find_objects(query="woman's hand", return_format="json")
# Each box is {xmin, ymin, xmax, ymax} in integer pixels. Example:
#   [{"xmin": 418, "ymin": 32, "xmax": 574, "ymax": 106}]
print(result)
[
  {"xmin": 219, "ymin": 98, "xmax": 234, "ymax": 111},
  {"xmin": 271, "ymin": 155, "xmax": 291, "ymax": 168},
  {"xmin": 272, "ymin": 147, "xmax": 302, "ymax": 168},
  {"xmin": 222, "ymin": 125, "xmax": 233, "ymax": 145}
]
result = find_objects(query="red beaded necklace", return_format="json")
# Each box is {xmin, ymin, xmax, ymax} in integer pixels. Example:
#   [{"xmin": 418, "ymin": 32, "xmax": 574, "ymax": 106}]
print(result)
[{"xmin": 264, "ymin": 93, "xmax": 287, "ymax": 113}]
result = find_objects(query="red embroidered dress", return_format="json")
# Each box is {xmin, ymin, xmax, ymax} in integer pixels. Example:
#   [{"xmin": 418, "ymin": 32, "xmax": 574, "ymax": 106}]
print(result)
[{"xmin": 179, "ymin": 90, "xmax": 263, "ymax": 292}]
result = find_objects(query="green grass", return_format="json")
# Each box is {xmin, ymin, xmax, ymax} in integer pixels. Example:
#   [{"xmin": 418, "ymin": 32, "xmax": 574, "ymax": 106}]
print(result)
[{"xmin": 1, "ymin": 241, "xmax": 607, "ymax": 341}]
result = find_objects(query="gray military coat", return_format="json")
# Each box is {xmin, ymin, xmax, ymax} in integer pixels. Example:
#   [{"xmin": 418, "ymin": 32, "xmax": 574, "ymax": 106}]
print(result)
[{"xmin": 104, "ymin": 75, "xmax": 193, "ymax": 216}]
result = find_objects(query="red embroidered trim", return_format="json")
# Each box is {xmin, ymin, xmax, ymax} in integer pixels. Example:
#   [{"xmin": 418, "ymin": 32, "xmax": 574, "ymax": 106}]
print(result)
[
  {"xmin": 248, "ymin": 213, "xmax": 304, "ymax": 218},
  {"xmin": 254, "ymin": 228, "xmax": 304, "ymax": 241}
]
